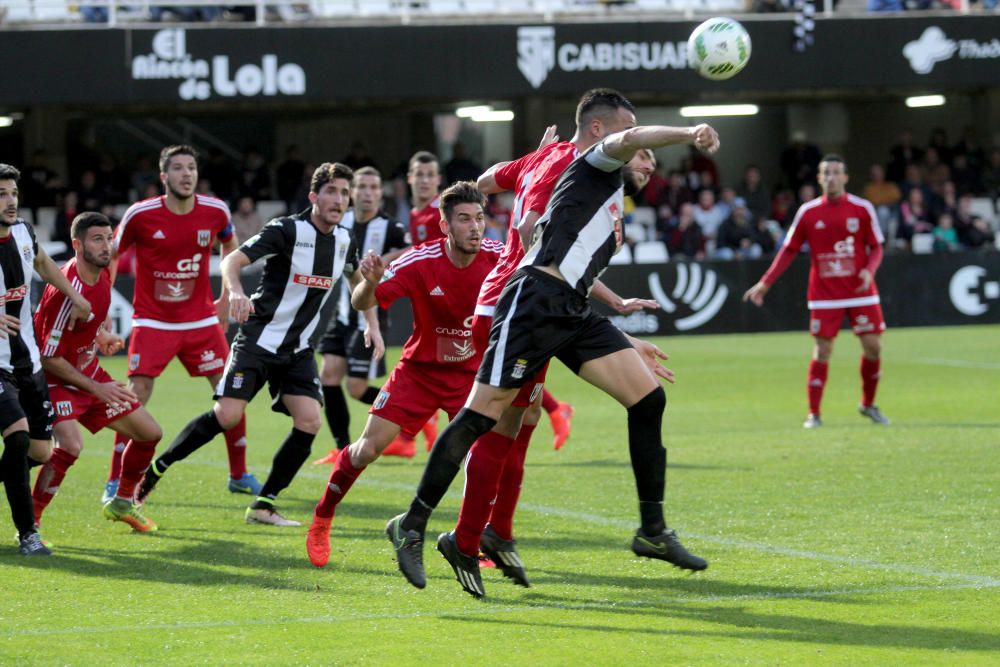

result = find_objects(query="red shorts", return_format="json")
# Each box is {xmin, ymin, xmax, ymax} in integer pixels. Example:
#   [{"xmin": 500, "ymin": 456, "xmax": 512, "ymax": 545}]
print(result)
[
  {"xmin": 49, "ymin": 367, "xmax": 141, "ymax": 434},
  {"xmin": 127, "ymin": 323, "xmax": 229, "ymax": 378},
  {"xmin": 471, "ymin": 312, "xmax": 547, "ymax": 408},
  {"xmin": 809, "ymin": 304, "xmax": 886, "ymax": 339},
  {"xmin": 371, "ymin": 361, "xmax": 475, "ymax": 437}
]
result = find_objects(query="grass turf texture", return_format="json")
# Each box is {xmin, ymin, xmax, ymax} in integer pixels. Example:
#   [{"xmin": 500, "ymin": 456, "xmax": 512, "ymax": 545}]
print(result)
[{"xmin": 1, "ymin": 324, "xmax": 998, "ymax": 665}]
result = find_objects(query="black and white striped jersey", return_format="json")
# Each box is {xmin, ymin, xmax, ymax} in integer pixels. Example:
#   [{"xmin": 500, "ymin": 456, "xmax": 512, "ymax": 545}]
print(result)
[
  {"xmin": 332, "ymin": 209, "xmax": 407, "ymax": 332},
  {"xmin": 0, "ymin": 219, "xmax": 41, "ymax": 373},
  {"xmin": 234, "ymin": 211, "xmax": 359, "ymax": 356},
  {"xmin": 519, "ymin": 142, "xmax": 626, "ymax": 297}
]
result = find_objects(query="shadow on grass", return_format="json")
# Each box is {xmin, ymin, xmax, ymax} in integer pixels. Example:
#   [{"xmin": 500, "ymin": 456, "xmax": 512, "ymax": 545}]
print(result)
[{"xmin": 445, "ymin": 590, "xmax": 1000, "ymax": 651}]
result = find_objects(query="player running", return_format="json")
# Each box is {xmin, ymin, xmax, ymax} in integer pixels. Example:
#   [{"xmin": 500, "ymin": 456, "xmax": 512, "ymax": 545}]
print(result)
[
  {"xmin": 31, "ymin": 212, "xmax": 162, "ymax": 533},
  {"xmin": 306, "ymin": 181, "xmax": 502, "ymax": 568},
  {"xmin": 388, "ymin": 123, "xmax": 720, "ymax": 598},
  {"xmin": 743, "ymin": 154, "xmax": 889, "ymax": 428},
  {"xmin": 107, "ymin": 145, "xmax": 260, "ymax": 503},
  {"xmin": 136, "ymin": 163, "xmax": 383, "ymax": 527}
]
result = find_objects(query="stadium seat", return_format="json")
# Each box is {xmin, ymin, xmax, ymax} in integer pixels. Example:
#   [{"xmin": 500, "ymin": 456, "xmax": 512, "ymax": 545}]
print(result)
[
  {"xmin": 969, "ymin": 197, "xmax": 996, "ymax": 225},
  {"xmin": 427, "ymin": 0, "xmax": 463, "ymax": 11},
  {"xmin": 609, "ymin": 244, "xmax": 632, "ymax": 265},
  {"xmin": 910, "ymin": 233, "xmax": 934, "ymax": 254},
  {"xmin": 632, "ymin": 241, "xmax": 669, "ymax": 264},
  {"xmin": 256, "ymin": 200, "xmax": 287, "ymax": 222},
  {"xmin": 18, "ymin": 209, "xmax": 34, "ymax": 225},
  {"xmin": 2, "ymin": 0, "xmax": 75, "ymax": 22},
  {"xmin": 623, "ymin": 222, "xmax": 647, "ymax": 243},
  {"xmin": 309, "ymin": 0, "xmax": 358, "ymax": 17},
  {"xmin": 36, "ymin": 207, "xmax": 58, "ymax": 239},
  {"xmin": 630, "ymin": 205, "xmax": 657, "ymax": 238}
]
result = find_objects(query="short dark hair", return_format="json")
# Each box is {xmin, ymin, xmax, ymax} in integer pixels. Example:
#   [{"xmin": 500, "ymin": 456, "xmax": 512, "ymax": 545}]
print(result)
[
  {"xmin": 352, "ymin": 166, "xmax": 381, "ymax": 185},
  {"xmin": 310, "ymin": 162, "xmax": 354, "ymax": 194},
  {"xmin": 70, "ymin": 212, "xmax": 113, "ymax": 240},
  {"xmin": 820, "ymin": 154, "xmax": 847, "ymax": 172},
  {"xmin": 159, "ymin": 145, "xmax": 198, "ymax": 173},
  {"xmin": 439, "ymin": 181, "xmax": 485, "ymax": 222},
  {"xmin": 575, "ymin": 88, "xmax": 635, "ymax": 128},
  {"xmin": 0, "ymin": 164, "xmax": 21, "ymax": 182},
  {"xmin": 408, "ymin": 151, "xmax": 438, "ymax": 173}
]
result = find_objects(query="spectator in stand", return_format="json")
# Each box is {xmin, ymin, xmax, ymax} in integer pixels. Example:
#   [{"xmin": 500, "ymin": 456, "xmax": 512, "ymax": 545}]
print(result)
[
  {"xmin": 982, "ymin": 148, "xmax": 1000, "ymax": 201},
  {"xmin": 237, "ymin": 147, "xmax": 271, "ymax": 201},
  {"xmin": 21, "ymin": 150, "xmax": 61, "ymax": 217},
  {"xmin": 665, "ymin": 202, "xmax": 704, "ymax": 259},
  {"xmin": 953, "ymin": 125, "xmax": 986, "ymax": 173},
  {"xmin": 340, "ymin": 141, "xmax": 378, "ymax": 171},
  {"xmin": 788, "ymin": 182, "xmax": 817, "ymax": 225},
  {"xmin": 754, "ymin": 0, "xmax": 790, "ymax": 11},
  {"xmin": 950, "ymin": 154, "xmax": 981, "ymax": 196},
  {"xmin": 642, "ymin": 163, "xmax": 669, "ymax": 208},
  {"xmin": 292, "ymin": 162, "xmax": 315, "ymax": 213},
  {"xmin": 737, "ymin": 164, "xmax": 771, "ymax": 223},
  {"xmin": 937, "ymin": 180, "xmax": 959, "ymax": 219},
  {"xmin": 718, "ymin": 186, "xmax": 737, "ymax": 220},
  {"xmin": 927, "ymin": 127, "xmax": 952, "ymax": 167},
  {"xmin": 899, "ymin": 163, "xmax": 935, "ymax": 208},
  {"xmin": 715, "ymin": 198, "xmax": 761, "ymax": 260},
  {"xmin": 697, "ymin": 170, "xmax": 720, "ymax": 198},
  {"xmin": 692, "ymin": 188, "xmax": 728, "ymax": 251},
  {"xmin": 963, "ymin": 216, "xmax": 996, "ymax": 250},
  {"xmin": 658, "ymin": 170, "xmax": 694, "ymax": 212},
  {"xmin": 150, "ymin": 5, "xmax": 222, "ymax": 21},
  {"xmin": 750, "ymin": 215, "xmax": 779, "ymax": 257},
  {"xmin": 898, "ymin": 187, "xmax": 934, "ymax": 244},
  {"xmin": 867, "ymin": 0, "xmax": 904, "ymax": 11},
  {"xmin": 52, "ymin": 191, "xmax": 79, "ymax": 248},
  {"xmin": 689, "ymin": 145, "xmax": 720, "ymax": 190},
  {"xmin": 77, "ymin": 169, "xmax": 104, "ymax": 212},
  {"xmin": 443, "ymin": 142, "xmax": 482, "ymax": 186},
  {"xmin": 96, "ymin": 154, "xmax": 129, "ymax": 205},
  {"xmin": 201, "ymin": 147, "xmax": 235, "ymax": 203},
  {"xmin": 275, "ymin": 145, "xmax": 306, "ymax": 214},
  {"xmin": 953, "ymin": 193, "xmax": 978, "ymax": 246},
  {"xmin": 862, "ymin": 164, "xmax": 902, "ymax": 238},
  {"xmin": 887, "ymin": 129, "xmax": 924, "ymax": 184},
  {"xmin": 232, "ymin": 195, "xmax": 265, "ymax": 243},
  {"xmin": 131, "ymin": 156, "xmax": 159, "ymax": 200},
  {"xmin": 780, "ymin": 130, "xmax": 821, "ymax": 190},
  {"xmin": 933, "ymin": 213, "xmax": 960, "ymax": 252},
  {"xmin": 770, "ymin": 187, "xmax": 795, "ymax": 228},
  {"xmin": 922, "ymin": 147, "xmax": 951, "ymax": 197}
]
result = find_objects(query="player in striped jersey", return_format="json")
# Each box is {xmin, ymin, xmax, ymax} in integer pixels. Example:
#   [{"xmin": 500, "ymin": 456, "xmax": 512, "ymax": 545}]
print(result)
[
  {"xmin": 32, "ymin": 213, "xmax": 162, "ymax": 533},
  {"xmin": 306, "ymin": 181, "xmax": 502, "ymax": 568},
  {"xmin": 105, "ymin": 145, "xmax": 260, "ymax": 504}
]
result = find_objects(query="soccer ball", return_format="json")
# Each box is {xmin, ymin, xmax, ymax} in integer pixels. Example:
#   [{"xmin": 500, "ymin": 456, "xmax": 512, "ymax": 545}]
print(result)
[{"xmin": 687, "ymin": 17, "xmax": 752, "ymax": 81}]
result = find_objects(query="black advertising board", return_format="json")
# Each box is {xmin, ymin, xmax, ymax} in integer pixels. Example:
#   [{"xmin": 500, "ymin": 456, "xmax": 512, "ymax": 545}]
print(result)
[{"xmin": 3, "ymin": 16, "xmax": 1000, "ymax": 106}]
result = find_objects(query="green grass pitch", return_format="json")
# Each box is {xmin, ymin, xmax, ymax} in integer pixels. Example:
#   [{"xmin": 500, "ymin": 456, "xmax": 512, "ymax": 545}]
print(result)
[{"xmin": 2, "ymin": 325, "xmax": 998, "ymax": 665}]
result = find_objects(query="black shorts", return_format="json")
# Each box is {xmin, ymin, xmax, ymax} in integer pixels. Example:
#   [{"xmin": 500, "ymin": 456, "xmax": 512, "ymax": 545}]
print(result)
[
  {"xmin": 216, "ymin": 344, "xmax": 322, "ymax": 416},
  {"xmin": 477, "ymin": 268, "xmax": 631, "ymax": 389},
  {"xmin": 317, "ymin": 323, "xmax": 386, "ymax": 380},
  {"xmin": 0, "ymin": 369, "xmax": 54, "ymax": 439}
]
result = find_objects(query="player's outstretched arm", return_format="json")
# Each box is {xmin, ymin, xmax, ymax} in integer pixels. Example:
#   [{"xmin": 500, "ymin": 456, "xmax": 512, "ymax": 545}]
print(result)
[
  {"xmin": 351, "ymin": 251, "xmax": 384, "ymax": 311},
  {"xmin": 221, "ymin": 250, "xmax": 254, "ymax": 323},
  {"xmin": 742, "ymin": 281, "xmax": 770, "ymax": 306},
  {"xmin": 361, "ymin": 307, "xmax": 385, "ymax": 361},
  {"xmin": 34, "ymin": 247, "xmax": 91, "ymax": 330},
  {"xmin": 477, "ymin": 163, "xmax": 509, "ymax": 195},
  {"xmin": 602, "ymin": 124, "xmax": 720, "ymax": 163},
  {"xmin": 591, "ymin": 280, "xmax": 659, "ymax": 314},
  {"xmin": 215, "ymin": 236, "xmax": 241, "ymax": 323}
]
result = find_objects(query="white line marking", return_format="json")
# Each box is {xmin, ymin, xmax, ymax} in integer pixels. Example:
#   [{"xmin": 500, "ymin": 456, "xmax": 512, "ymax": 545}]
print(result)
[{"xmin": 6, "ymin": 580, "xmax": 996, "ymax": 638}]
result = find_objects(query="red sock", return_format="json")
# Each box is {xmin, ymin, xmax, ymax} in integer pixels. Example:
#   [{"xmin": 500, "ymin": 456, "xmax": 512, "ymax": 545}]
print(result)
[
  {"xmin": 540, "ymin": 389, "xmax": 558, "ymax": 414},
  {"xmin": 32, "ymin": 448, "xmax": 78, "ymax": 522},
  {"xmin": 807, "ymin": 360, "xmax": 829, "ymax": 416},
  {"xmin": 489, "ymin": 423, "xmax": 535, "ymax": 541},
  {"xmin": 224, "ymin": 415, "xmax": 248, "ymax": 479},
  {"xmin": 860, "ymin": 356, "xmax": 881, "ymax": 407},
  {"xmin": 117, "ymin": 440, "xmax": 159, "ymax": 499},
  {"xmin": 455, "ymin": 431, "xmax": 514, "ymax": 555},
  {"xmin": 314, "ymin": 447, "xmax": 365, "ymax": 519},
  {"xmin": 108, "ymin": 433, "xmax": 127, "ymax": 482}
]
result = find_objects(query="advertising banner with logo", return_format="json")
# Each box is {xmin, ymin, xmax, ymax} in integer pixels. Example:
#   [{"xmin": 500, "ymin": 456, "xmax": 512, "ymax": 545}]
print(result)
[{"xmin": 3, "ymin": 16, "xmax": 1000, "ymax": 105}]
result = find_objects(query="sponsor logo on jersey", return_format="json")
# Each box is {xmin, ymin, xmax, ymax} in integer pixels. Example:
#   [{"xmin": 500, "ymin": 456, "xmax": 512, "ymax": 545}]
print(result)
[
  {"xmin": 511, "ymin": 358, "xmax": 528, "ymax": 380},
  {"xmin": 1, "ymin": 284, "xmax": 28, "ymax": 303},
  {"xmin": 129, "ymin": 354, "xmax": 141, "ymax": 371},
  {"xmin": 197, "ymin": 348, "xmax": 224, "ymax": 373},
  {"xmin": 435, "ymin": 327, "xmax": 471, "ymax": 337},
  {"xmin": 197, "ymin": 229, "xmax": 211, "ymax": 247},
  {"xmin": 442, "ymin": 339, "xmax": 475, "ymax": 364},
  {"xmin": 430, "ymin": 286, "xmax": 445, "ymax": 296},
  {"xmin": 56, "ymin": 401, "xmax": 73, "ymax": 417},
  {"xmin": 846, "ymin": 217, "xmax": 859, "ymax": 233},
  {"xmin": 153, "ymin": 254, "xmax": 202, "ymax": 280},
  {"xmin": 295, "ymin": 241, "xmax": 315, "ymax": 249},
  {"xmin": 153, "ymin": 230, "xmax": 166, "ymax": 239},
  {"xmin": 373, "ymin": 389, "xmax": 390, "ymax": 410},
  {"xmin": 105, "ymin": 401, "xmax": 130, "ymax": 419},
  {"xmin": 815, "ymin": 220, "xmax": 825, "ymax": 230},
  {"xmin": 293, "ymin": 274, "xmax": 334, "ymax": 289}
]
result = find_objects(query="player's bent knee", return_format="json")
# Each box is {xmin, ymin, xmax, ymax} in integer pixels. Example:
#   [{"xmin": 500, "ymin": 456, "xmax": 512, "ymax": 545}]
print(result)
[
  {"xmin": 522, "ymin": 403, "xmax": 543, "ymax": 426},
  {"xmin": 29, "ymin": 439, "xmax": 54, "ymax": 463},
  {"xmin": 628, "ymin": 385, "xmax": 666, "ymax": 416},
  {"xmin": 293, "ymin": 414, "xmax": 323, "ymax": 434}
]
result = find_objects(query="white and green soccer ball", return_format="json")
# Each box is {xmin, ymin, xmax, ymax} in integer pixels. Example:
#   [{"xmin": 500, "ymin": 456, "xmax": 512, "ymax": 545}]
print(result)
[{"xmin": 687, "ymin": 17, "xmax": 752, "ymax": 81}]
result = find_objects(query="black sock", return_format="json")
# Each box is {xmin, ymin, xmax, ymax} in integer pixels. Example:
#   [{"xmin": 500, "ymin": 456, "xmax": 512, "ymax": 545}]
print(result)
[
  {"xmin": 359, "ymin": 386, "xmax": 380, "ymax": 405},
  {"xmin": 322, "ymin": 385, "xmax": 351, "ymax": 449},
  {"xmin": 627, "ymin": 387, "xmax": 667, "ymax": 536},
  {"xmin": 2, "ymin": 431, "xmax": 36, "ymax": 538},
  {"xmin": 255, "ymin": 428, "xmax": 316, "ymax": 503},
  {"xmin": 158, "ymin": 411, "xmax": 226, "ymax": 469},
  {"xmin": 27, "ymin": 457, "xmax": 44, "ymax": 469},
  {"xmin": 399, "ymin": 408, "xmax": 496, "ymax": 533}
]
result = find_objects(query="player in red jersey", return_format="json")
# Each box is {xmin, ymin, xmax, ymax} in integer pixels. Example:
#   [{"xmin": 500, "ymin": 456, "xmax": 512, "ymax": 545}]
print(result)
[
  {"xmin": 744, "ymin": 154, "xmax": 890, "ymax": 428},
  {"xmin": 32, "ymin": 213, "xmax": 162, "ymax": 533},
  {"xmin": 106, "ymin": 145, "xmax": 260, "ymax": 502},
  {"xmin": 452, "ymin": 90, "xmax": 658, "ymax": 584},
  {"xmin": 407, "ymin": 151, "xmax": 444, "ymax": 247},
  {"xmin": 305, "ymin": 181, "xmax": 503, "ymax": 568}
]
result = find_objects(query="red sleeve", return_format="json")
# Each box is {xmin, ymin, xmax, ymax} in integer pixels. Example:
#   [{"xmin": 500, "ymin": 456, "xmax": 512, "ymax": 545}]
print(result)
[
  {"xmin": 760, "ymin": 207, "xmax": 809, "ymax": 286},
  {"xmin": 494, "ymin": 152, "xmax": 538, "ymax": 192},
  {"xmin": 114, "ymin": 208, "xmax": 137, "ymax": 252},
  {"xmin": 33, "ymin": 285, "xmax": 70, "ymax": 357},
  {"xmin": 523, "ymin": 152, "xmax": 572, "ymax": 214},
  {"xmin": 865, "ymin": 242, "xmax": 883, "ymax": 275},
  {"xmin": 374, "ymin": 260, "xmax": 417, "ymax": 310}
]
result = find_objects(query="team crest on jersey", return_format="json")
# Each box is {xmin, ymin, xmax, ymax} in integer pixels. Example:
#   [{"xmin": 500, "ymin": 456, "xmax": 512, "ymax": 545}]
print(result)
[
  {"xmin": 810, "ymin": 319, "xmax": 821, "ymax": 334},
  {"xmin": 511, "ymin": 358, "xmax": 528, "ymax": 380},
  {"xmin": 21, "ymin": 244, "xmax": 33, "ymax": 263},
  {"xmin": 197, "ymin": 229, "xmax": 212, "ymax": 247},
  {"xmin": 56, "ymin": 401, "xmax": 73, "ymax": 417},
  {"xmin": 373, "ymin": 390, "xmax": 390, "ymax": 410},
  {"xmin": 129, "ymin": 354, "xmax": 141, "ymax": 371},
  {"xmin": 846, "ymin": 217, "xmax": 859, "ymax": 233},
  {"xmin": 231, "ymin": 372, "xmax": 245, "ymax": 390}
]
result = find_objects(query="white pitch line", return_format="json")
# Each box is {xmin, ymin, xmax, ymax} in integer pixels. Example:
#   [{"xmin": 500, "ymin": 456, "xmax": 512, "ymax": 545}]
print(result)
[{"xmin": 5, "ymin": 580, "xmax": 998, "ymax": 638}]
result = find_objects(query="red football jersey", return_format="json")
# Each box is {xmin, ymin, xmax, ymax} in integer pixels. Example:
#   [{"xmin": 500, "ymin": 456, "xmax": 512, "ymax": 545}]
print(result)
[
  {"xmin": 375, "ymin": 237, "xmax": 503, "ymax": 371},
  {"xmin": 115, "ymin": 195, "xmax": 233, "ymax": 326},
  {"xmin": 764, "ymin": 193, "xmax": 884, "ymax": 308},
  {"xmin": 477, "ymin": 141, "xmax": 578, "ymax": 310},
  {"xmin": 34, "ymin": 258, "xmax": 111, "ymax": 384},
  {"xmin": 408, "ymin": 196, "xmax": 444, "ymax": 246}
]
